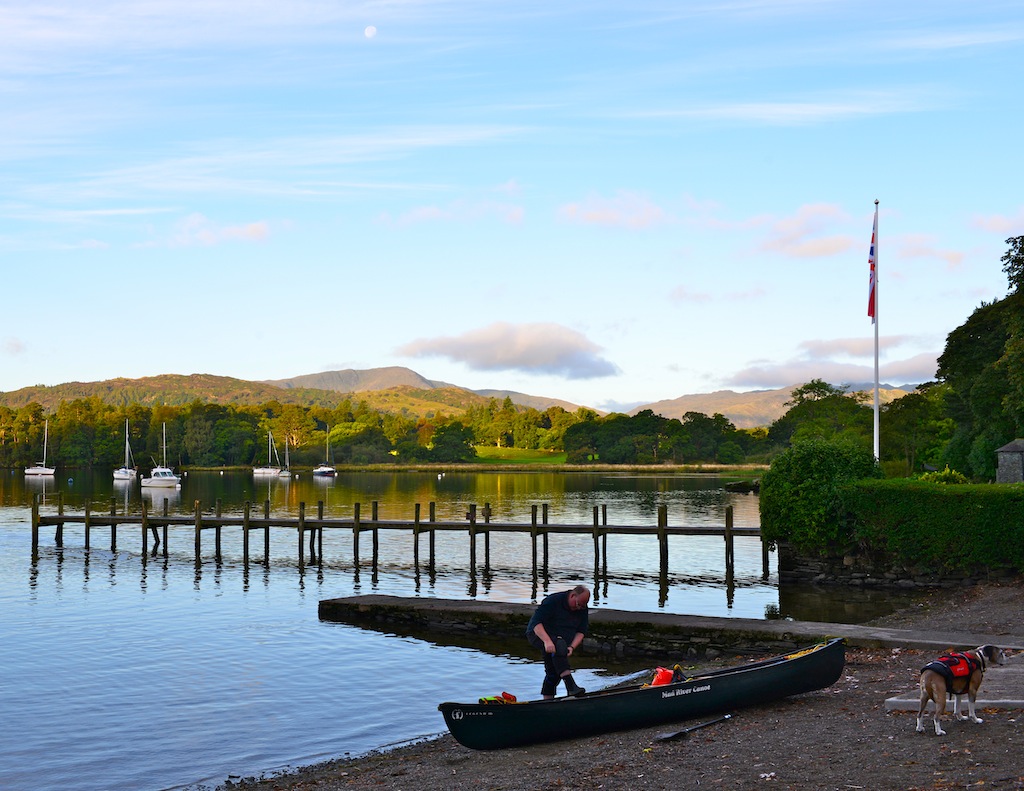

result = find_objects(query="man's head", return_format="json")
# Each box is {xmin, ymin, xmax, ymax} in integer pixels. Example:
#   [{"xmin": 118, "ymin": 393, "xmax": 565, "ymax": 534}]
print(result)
[{"xmin": 568, "ymin": 585, "xmax": 590, "ymax": 611}]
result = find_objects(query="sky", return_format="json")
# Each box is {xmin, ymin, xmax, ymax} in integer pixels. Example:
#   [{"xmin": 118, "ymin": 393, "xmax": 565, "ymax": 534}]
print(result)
[{"xmin": 2, "ymin": 1, "xmax": 1023, "ymax": 413}]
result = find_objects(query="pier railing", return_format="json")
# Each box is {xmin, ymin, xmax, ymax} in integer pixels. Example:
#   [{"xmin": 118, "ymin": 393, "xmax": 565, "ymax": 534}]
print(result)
[{"xmin": 31, "ymin": 494, "xmax": 766, "ymax": 579}]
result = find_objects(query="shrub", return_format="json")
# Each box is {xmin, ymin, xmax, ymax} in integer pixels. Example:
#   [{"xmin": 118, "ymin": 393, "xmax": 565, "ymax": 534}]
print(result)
[
  {"xmin": 917, "ymin": 465, "xmax": 969, "ymax": 485},
  {"xmin": 759, "ymin": 438, "xmax": 881, "ymax": 553}
]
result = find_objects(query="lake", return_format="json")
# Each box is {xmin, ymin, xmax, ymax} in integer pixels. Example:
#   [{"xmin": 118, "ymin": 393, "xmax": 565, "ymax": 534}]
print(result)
[{"xmin": 0, "ymin": 470, "xmax": 903, "ymax": 790}]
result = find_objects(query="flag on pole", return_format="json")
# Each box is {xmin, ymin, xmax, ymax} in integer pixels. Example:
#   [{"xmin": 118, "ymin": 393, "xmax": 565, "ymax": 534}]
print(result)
[{"xmin": 867, "ymin": 207, "xmax": 878, "ymax": 323}]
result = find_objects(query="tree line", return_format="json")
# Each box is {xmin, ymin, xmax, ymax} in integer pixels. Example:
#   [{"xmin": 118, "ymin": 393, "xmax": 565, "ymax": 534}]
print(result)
[{"xmin": 3, "ymin": 237, "xmax": 1021, "ymax": 474}]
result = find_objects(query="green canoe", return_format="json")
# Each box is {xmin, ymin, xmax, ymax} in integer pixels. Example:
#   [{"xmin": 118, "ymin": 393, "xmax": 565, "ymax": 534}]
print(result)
[{"xmin": 438, "ymin": 637, "xmax": 845, "ymax": 750}]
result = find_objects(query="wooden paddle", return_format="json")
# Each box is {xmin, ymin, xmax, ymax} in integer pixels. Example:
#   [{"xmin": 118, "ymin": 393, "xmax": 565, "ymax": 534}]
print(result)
[{"xmin": 655, "ymin": 713, "xmax": 732, "ymax": 742}]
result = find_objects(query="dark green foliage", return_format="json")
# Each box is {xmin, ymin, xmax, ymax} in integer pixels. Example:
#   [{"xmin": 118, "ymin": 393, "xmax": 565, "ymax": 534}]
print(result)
[
  {"xmin": 1000, "ymin": 235, "xmax": 1024, "ymax": 293},
  {"xmin": 759, "ymin": 438, "xmax": 881, "ymax": 553},
  {"xmin": 843, "ymin": 479, "xmax": 1024, "ymax": 573}
]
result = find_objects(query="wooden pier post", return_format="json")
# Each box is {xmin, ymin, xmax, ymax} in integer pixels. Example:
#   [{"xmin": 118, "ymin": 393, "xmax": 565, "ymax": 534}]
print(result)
[
  {"xmin": 428, "ymin": 502, "xmax": 436, "ymax": 572},
  {"xmin": 601, "ymin": 504, "xmax": 609, "ymax": 577},
  {"xmin": 592, "ymin": 506, "xmax": 601, "ymax": 577},
  {"xmin": 141, "ymin": 500, "xmax": 148, "ymax": 557},
  {"xmin": 194, "ymin": 500, "xmax": 202, "ymax": 561},
  {"xmin": 315, "ymin": 501, "xmax": 324, "ymax": 565},
  {"xmin": 483, "ymin": 503, "xmax": 492, "ymax": 572},
  {"xmin": 263, "ymin": 500, "xmax": 270, "ymax": 564},
  {"xmin": 724, "ymin": 505, "xmax": 735, "ymax": 575},
  {"xmin": 298, "ymin": 501, "xmax": 305, "ymax": 571},
  {"xmin": 761, "ymin": 531, "xmax": 770, "ymax": 579},
  {"xmin": 371, "ymin": 501, "xmax": 379, "ymax": 571},
  {"xmin": 31, "ymin": 494, "xmax": 39, "ymax": 553},
  {"xmin": 353, "ymin": 502, "xmax": 361, "ymax": 567},
  {"xmin": 542, "ymin": 503, "xmax": 549, "ymax": 575},
  {"xmin": 215, "ymin": 508, "xmax": 223, "ymax": 563},
  {"xmin": 530, "ymin": 505, "xmax": 538, "ymax": 577},
  {"xmin": 413, "ymin": 503, "xmax": 421, "ymax": 569},
  {"xmin": 468, "ymin": 503, "xmax": 477, "ymax": 573},
  {"xmin": 107, "ymin": 497, "xmax": 115, "ymax": 554},
  {"xmin": 57, "ymin": 492, "xmax": 64, "ymax": 546},
  {"xmin": 657, "ymin": 504, "xmax": 668, "ymax": 577},
  {"xmin": 141, "ymin": 499, "xmax": 149, "ymax": 556},
  {"xmin": 242, "ymin": 501, "xmax": 251, "ymax": 566}
]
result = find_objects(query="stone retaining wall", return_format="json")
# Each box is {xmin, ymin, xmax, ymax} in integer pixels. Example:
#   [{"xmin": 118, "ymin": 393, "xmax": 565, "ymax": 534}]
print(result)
[
  {"xmin": 318, "ymin": 596, "xmax": 841, "ymax": 661},
  {"xmin": 777, "ymin": 543, "xmax": 1016, "ymax": 588}
]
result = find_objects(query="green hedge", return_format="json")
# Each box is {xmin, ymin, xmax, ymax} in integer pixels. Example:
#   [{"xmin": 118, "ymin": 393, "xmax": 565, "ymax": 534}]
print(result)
[{"xmin": 842, "ymin": 479, "xmax": 1024, "ymax": 573}]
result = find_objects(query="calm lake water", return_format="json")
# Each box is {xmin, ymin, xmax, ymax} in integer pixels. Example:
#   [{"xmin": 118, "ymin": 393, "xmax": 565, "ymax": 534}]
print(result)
[{"xmin": 0, "ymin": 470, "xmax": 904, "ymax": 790}]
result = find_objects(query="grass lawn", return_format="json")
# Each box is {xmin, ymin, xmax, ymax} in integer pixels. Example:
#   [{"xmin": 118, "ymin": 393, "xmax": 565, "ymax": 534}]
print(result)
[{"xmin": 473, "ymin": 447, "xmax": 568, "ymax": 464}]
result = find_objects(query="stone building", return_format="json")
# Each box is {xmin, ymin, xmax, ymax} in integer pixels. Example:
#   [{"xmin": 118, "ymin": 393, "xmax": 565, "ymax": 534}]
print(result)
[{"xmin": 996, "ymin": 439, "xmax": 1024, "ymax": 483}]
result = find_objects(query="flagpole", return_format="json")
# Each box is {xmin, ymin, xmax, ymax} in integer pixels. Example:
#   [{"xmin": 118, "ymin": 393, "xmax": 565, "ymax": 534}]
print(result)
[{"xmin": 872, "ymin": 199, "xmax": 880, "ymax": 461}]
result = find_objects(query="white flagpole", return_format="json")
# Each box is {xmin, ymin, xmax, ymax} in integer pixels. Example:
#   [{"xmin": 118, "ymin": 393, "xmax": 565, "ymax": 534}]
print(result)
[{"xmin": 872, "ymin": 199, "xmax": 880, "ymax": 461}]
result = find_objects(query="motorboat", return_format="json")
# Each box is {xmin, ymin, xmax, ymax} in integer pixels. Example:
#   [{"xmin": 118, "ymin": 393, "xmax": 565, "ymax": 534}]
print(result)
[
  {"xmin": 141, "ymin": 423, "xmax": 180, "ymax": 488},
  {"xmin": 25, "ymin": 419, "xmax": 56, "ymax": 476}
]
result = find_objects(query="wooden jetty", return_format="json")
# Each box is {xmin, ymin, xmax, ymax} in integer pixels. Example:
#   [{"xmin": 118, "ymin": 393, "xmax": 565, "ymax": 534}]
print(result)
[{"xmin": 30, "ymin": 495, "xmax": 767, "ymax": 579}]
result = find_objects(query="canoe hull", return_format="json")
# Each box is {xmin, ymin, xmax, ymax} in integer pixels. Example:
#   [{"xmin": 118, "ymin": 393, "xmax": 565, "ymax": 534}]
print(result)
[{"xmin": 438, "ymin": 638, "xmax": 845, "ymax": 750}]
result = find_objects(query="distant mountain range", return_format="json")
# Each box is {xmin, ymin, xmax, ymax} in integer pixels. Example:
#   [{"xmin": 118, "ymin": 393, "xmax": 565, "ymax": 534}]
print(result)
[{"xmin": 0, "ymin": 367, "xmax": 914, "ymax": 429}]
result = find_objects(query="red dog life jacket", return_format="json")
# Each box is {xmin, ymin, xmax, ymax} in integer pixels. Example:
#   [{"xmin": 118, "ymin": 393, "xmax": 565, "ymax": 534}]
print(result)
[{"xmin": 921, "ymin": 652, "xmax": 980, "ymax": 696}]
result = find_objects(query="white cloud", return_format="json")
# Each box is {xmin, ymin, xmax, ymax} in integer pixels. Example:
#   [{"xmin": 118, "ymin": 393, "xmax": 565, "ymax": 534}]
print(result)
[
  {"xmin": 558, "ymin": 191, "xmax": 669, "ymax": 229},
  {"xmin": 972, "ymin": 208, "xmax": 1024, "ymax": 235},
  {"xmin": 170, "ymin": 213, "xmax": 269, "ymax": 246},
  {"xmin": 397, "ymin": 322, "xmax": 620, "ymax": 379},
  {"xmin": 759, "ymin": 203, "xmax": 854, "ymax": 258}
]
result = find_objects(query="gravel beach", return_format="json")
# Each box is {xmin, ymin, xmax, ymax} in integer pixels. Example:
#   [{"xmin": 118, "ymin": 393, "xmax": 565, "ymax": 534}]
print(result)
[{"xmin": 222, "ymin": 580, "xmax": 1024, "ymax": 791}]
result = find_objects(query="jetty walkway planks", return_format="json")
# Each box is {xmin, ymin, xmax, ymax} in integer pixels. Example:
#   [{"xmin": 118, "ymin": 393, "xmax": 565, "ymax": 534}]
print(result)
[{"xmin": 30, "ymin": 495, "xmax": 766, "ymax": 578}]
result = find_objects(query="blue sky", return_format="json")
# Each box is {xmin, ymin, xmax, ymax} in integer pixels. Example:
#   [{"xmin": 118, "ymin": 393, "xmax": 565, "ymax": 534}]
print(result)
[{"xmin": 2, "ymin": 1, "xmax": 1022, "ymax": 412}]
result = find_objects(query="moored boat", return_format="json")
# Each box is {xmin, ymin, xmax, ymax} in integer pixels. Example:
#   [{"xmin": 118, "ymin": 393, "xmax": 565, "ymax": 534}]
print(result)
[
  {"xmin": 312, "ymin": 425, "xmax": 336, "ymax": 477},
  {"xmin": 25, "ymin": 419, "xmax": 56, "ymax": 476},
  {"xmin": 438, "ymin": 637, "xmax": 845, "ymax": 750},
  {"xmin": 113, "ymin": 419, "xmax": 137, "ymax": 480},
  {"xmin": 141, "ymin": 423, "xmax": 180, "ymax": 488},
  {"xmin": 253, "ymin": 430, "xmax": 283, "ymax": 477}
]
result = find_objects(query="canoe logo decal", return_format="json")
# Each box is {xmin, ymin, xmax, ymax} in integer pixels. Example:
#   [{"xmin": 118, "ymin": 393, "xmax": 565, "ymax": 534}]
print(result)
[
  {"xmin": 451, "ymin": 710, "xmax": 464, "ymax": 720},
  {"xmin": 661, "ymin": 683, "xmax": 711, "ymax": 699}
]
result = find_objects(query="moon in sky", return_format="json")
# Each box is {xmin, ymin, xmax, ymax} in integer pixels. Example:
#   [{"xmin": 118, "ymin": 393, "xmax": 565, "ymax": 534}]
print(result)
[{"xmin": 364, "ymin": 26, "xmax": 377, "ymax": 39}]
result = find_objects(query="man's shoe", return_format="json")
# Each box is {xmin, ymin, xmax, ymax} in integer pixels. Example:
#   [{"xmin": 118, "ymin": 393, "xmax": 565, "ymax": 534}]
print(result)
[{"xmin": 563, "ymin": 675, "xmax": 586, "ymax": 697}]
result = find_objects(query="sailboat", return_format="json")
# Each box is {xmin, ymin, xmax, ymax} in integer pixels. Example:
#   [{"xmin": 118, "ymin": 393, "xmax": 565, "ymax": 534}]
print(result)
[
  {"xmin": 253, "ymin": 430, "xmax": 283, "ymax": 476},
  {"xmin": 25, "ymin": 419, "xmax": 56, "ymax": 476},
  {"xmin": 141, "ymin": 423, "xmax": 180, "ymax": 488},
  {"xmin": 277, "ymin": 437, "xmax": 292, "ymax": 478},
  {"xmin": 113, "ymin": 419, "xmax": 138, "ymax": 480},
  {"xmin": 312, "ymin": 425, "xmax": 336, "ymax": 477}
]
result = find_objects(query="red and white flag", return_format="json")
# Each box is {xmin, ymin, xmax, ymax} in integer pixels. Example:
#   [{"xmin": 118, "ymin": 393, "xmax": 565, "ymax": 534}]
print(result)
[{"xmin": 867, "ymin": 207, "xmax": 877, "ymax": 324}]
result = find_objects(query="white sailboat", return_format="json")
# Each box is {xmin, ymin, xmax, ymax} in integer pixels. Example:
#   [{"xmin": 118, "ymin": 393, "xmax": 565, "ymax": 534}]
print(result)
[
  {"xmin": 277, "ymin": 437, "xmax": 292, "ymax": 478},
  {"xmin": 312, "ymin": 425, "xmax": 336, "ymax": 477},
  {"xmin": 253, "ymin": 430, "xmax": 283, "ymax": 476},
  {"xmin": 25, "ymin": 419, "xmax": 56, "ymax": 476},
  {"xmin": 113, "ymin": 419, "xmax": 138, "ymax": 480},
  {"xmin": 141, "ymin": 423, "xmax": 180, "ymax": 488}
]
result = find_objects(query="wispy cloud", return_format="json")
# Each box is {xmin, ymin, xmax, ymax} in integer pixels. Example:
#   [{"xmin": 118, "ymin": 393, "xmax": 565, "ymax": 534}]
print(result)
[
  {"xmin": 381, "ymin": 198, "xmax": 524, "ymax": 226},
  {"xmin": 169, "ymin": 213, "xmax": 269, "ymax": 246},
  {"xmin": 634, "ymin": 91, "xmax": 930, "ymax": 126},
  {"xmin": 3, "ymin": 337, "xmax": 26, "ymax": 356},
  {"xmin": 727, "ymin": 341, "xmax": 938, "ymax": 389},
  {"xmin": 397, "ymin": 321, "xmax": 620, "ymax": 379},
  {"xmin": 558, "ymin": 191, "xmax": 669, "ymax": 229},
  {"xmin": 759, "ymin": 203, "xmax": 854, "ymax": 258},
  {"xmin": 896, "ymin": 233, "xmax": 965, "ymax": 269},
  {"xmin": 972, "ymin": 208, "xmax": 1024, "ymax": 235}
]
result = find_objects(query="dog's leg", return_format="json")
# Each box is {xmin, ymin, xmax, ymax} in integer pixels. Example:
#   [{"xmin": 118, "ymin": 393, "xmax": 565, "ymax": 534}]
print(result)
[
  {"xmin": 953, "ymin": 693, "xmax": 967, "ymax": 721},
  {"xmin": 916, "ymin": 681, "xmax": 929, "ymax": 733},
  {"xmin": 967, "ymin": 690, "xmax": 983, "ymax": 724},
  {"xmin": 933, "ymin": 697, "xmax": 947, "ymax": 736}
]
